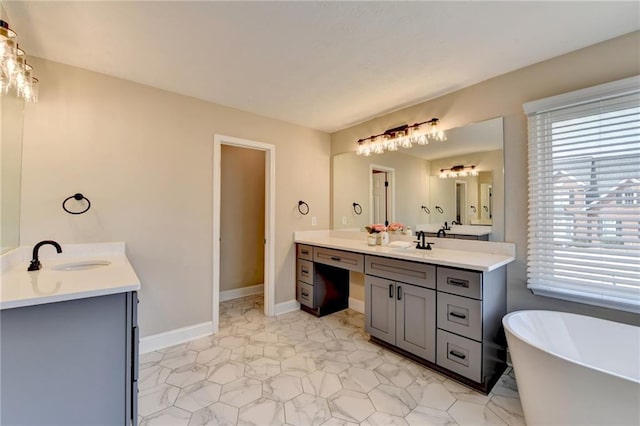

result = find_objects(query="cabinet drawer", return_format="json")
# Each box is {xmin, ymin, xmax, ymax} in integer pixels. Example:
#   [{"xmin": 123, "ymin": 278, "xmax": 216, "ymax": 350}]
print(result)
[
  {"xmin": 314, "ymin": 247, "xmax": 364, "ymax": 273},
  {"xmin": 437, "ymin": 329, "xmax": 482, "ymax": 383},
  {"xmin": 297, "ymin": 281, "xmax": 315, "ymax": 308},
  {"xmin": 365, "ymin": 256, "xmax": 435, "ymax": 289},
  {"xmin": 437, "ymin": 267, "xmax": 482, "ymax": 299},
  {"xmin": 437, "ymin": 292, "xmax": 482, "ymax": 341},
  {"xmin": 297, "ymin": 244, "xmax": 313, "ymax": 261},
  {"xmin": 297, "ymin": 259, "xmax": 314, "ymax": 284}
]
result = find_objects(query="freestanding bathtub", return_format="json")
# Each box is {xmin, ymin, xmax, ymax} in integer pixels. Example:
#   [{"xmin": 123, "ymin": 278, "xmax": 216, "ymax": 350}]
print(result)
[{"xmin": 503, "ymin": 310, "xmax": 640, "ymax": 426}]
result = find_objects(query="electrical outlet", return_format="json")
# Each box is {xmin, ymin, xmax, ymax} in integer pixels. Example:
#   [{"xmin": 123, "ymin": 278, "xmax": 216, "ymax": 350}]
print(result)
[
  {"xmin": 311, "ymin": 216, "xmax": 317, "ymax": 226},
  {"xmin": 342, "ymin": 216, "xmax": 347, "ymax": 225}
]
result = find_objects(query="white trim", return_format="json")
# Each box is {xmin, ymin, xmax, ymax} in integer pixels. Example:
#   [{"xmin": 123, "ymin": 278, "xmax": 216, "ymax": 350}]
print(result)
[
  {"xmin": 139, "ymin": 322, "xmax": 213, "ymax": 354},
  {"xmin": 213, "ymin": 134, "xmax": 276, "ymax": 334},
  {"xmin": 523, "ymin": 75, "xmax": 640, "ymax": 115},
  {"xmin": 348, "ymin": 297, "xmax": 365, "ymax": 314},
  {"xmin": 220, "ymin": 284, "xmax": 264, "ymax": 302},
  {"xmin": 274, "ymin": 299, "xmax": 300, "ymax": 316}
]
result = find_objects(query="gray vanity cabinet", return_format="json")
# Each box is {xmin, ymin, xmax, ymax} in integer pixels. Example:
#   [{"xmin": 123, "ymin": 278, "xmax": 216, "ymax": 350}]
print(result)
[
  {"xmin": 435, "ymin": 266, "xmax": 506, "ymax": 388},
  {"xmin": 296, "ymin": 244, "xmax": 359, "ymax": 317},
  {"xmin": 0, "ymin": 291, "xmax": 139, "ymax": 426},
  {"xmin": 364, "ymin": 257, "xmax": 436, "ymax": 362}
]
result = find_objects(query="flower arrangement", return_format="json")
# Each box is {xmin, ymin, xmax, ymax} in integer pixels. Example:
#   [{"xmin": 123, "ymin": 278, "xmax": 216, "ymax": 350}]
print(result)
[
  {"xmin": 365, "ymin": 224, "xmax": 386, "ymax": 234},
  {"xmin": 387, "ymin": 222, "xmax": 405, "ymax": 232}
]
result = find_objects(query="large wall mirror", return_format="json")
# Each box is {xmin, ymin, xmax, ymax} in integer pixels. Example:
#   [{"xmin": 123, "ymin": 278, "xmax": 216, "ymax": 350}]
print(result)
[
  {"xmin": 332, "ymin": 117, "xmax": 504, "ymax": 241},
  {"xmin": 1, "ymin": 95, "xmax": 25, "ymax": 253}
]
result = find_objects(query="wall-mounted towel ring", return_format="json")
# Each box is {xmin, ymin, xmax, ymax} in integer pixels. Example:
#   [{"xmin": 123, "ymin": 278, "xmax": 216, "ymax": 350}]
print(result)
[
  {"xmin": 352, "ymin": 202, "xmax": 362, "ymax": 215},
  {"xmin": 297, "ymin": 200, "xmax": 310, "ymax": 215},
  {"xmin": 421, "ymin": 205, "xmax": 431, "ymax": 214},
  {"xmin": 470, "ymin": 205, "xmax": 477, "ymax": 213},
  {"xmin": 435, "ymin": 205, "xmax": 444, "ymax": 214},
  {"xmin": 62, "ymin": 193, "xmax": 91, "ymax": 215}
]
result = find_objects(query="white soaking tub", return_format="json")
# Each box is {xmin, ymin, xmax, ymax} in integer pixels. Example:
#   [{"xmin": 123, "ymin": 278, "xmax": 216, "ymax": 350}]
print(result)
[{"xmin": 503, "ymin": 310, "xmax": 640, "ymax": 426}]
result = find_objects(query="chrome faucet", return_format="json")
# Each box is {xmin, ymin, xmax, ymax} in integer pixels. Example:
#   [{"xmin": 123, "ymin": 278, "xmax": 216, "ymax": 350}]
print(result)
[
  {"xmin": 27, "ymin": 240, "xmax": 62, "ymax": 271},
  {"xmin": 414, "ymin": 231, "xmax": 434, "ymax": 250}
]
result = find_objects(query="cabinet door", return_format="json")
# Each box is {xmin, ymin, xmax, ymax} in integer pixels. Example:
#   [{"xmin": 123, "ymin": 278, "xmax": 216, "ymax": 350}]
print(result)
[
  {"xmin": 365, "ymin": 275, "xmax": 396, "ymax": 345},
  {"xmin": 395, "ymin": 283, "xmax": 436, "ymax": 362}
]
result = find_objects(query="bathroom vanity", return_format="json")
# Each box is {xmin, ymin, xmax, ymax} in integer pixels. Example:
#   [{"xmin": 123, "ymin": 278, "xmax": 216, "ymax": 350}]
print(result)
[
  {"xmin": 0, "ymin": 242, "xmax": 141, "ymax": 426},
  {"xmin": 294, "ymin": 230, "xmax": 514, "ymax": 393}
]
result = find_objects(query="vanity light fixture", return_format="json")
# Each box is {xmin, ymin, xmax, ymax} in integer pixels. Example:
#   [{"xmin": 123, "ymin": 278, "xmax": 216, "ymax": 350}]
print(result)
[
  {"xmin": 0, "ymin": 19, "xmax": 38, "ymax": 102},
  {"xmin": 439, "ymin": 164, "xmax": 478, "ymax": 179},
  {"xmin": 356, "ymin": 117, "xmax": 446, "ymax": 156}
]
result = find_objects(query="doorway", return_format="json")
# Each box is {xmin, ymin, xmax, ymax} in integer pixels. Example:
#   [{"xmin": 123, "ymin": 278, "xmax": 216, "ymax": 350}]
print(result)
[
  {"xmin": 213, "ymin": 135, "xmax": 276, "ymax": 333},
  {"xmin": 370, "ymin": 165, "xmax": 395, "ymax": 226},
  {"xmin": 455, "ymin": 181, "xmax": 467, "ymax": 225}
]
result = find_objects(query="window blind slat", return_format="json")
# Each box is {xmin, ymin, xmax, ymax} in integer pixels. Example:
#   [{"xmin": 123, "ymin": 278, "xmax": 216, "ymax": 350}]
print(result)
[{"xmin": 526, "ymin": 77, "xmax": 640, "ymax": 313}]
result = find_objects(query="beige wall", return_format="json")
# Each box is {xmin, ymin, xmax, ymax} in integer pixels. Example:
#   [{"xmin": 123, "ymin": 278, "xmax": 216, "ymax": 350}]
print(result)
[
  {"xmin": 220, "ymin": 145, "xmax": 265, "ymax": 292},
  {"xmin": 20, "ymin": 58, "xmax": 331, "ymax": 337},
  {"xmin": 332, "ymin": 32, "xmax": 640, "ymax": 325}
]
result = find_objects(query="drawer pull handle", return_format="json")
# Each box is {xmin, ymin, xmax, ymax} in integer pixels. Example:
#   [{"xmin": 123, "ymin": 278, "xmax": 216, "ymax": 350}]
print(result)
[
  {"xmin": 397, "ymin": 286, "xmax": 403, "ymax": 301},
  {"xmin": 389, "ymin": 284, "xmax": 394, "ymax": 299},
  {"xmin": 448, "ymin": 278, "xmax": 469, "ymax": 288},
  {"xmin": 301, "ymin": 290, "xmax": 309, "ymax": 298},
  {"xmin": 301, "ymin": 250, "xmax": 309, "ymax": 255},
  {"xmin": 449, "ymin": 311, "xmax": 467, "ymax": 320},
  {"xmin": 449, "ymin": 350, "xmax": 466, "ymax": 360},
  {"xmin": 331, "ymin": 256, "xmax": 341, "ymax": 261},
  {"xmin": 301, "ymin": 267, "xmax": 309, "ymax": 274}
]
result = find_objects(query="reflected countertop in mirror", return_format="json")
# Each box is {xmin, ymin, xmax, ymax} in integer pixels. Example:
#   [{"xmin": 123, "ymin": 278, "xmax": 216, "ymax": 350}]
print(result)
[{"xmin": 332, "ymin": 117, "xmax": 505, "ymax": 241}]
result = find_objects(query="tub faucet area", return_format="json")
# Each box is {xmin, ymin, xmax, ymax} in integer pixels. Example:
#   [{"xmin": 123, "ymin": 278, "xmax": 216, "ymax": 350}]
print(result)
[{"xmin": 27, "ymin": 240, "xmax": 63, "ymax": 271}]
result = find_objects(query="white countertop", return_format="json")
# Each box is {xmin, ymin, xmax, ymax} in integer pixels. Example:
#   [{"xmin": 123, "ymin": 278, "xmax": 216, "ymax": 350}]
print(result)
[
  {"xmin": 1, "ymin": 242, "xmax": 141, "ymax": 310},
  {"xmin": 294, "ymin": 230, "xmax": 515, "ymax": 272}
]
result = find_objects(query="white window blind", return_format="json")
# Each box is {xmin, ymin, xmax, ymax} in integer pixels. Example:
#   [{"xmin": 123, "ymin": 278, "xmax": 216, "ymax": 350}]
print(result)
[{"xmin": 524, "ymin": 76, "xmax": 640, "ymax": 313}]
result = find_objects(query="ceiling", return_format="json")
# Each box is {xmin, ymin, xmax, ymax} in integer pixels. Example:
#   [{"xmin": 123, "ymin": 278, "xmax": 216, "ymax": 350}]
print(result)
[{"xmin": 4, "ymin": 1, "xmax": 639, "ymax": 133}]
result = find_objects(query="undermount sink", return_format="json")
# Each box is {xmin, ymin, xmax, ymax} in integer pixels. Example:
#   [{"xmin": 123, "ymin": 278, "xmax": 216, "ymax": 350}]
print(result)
[{"xmin": 53, "ymin": 260, "xmax": 112, "ymax": 271}]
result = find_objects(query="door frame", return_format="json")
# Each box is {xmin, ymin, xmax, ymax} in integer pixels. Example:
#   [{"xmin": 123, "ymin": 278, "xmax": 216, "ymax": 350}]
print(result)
[
  {"xmin": 455, "ymin": 180, "xmax": 467, "ymax": 225},
  {"xmin": 369, "ymin": 164, "xmax": 395, "ymax": 226},
  {"xmin": 213, "ymin": 134, "xmax": 276, "ymax": 333}
]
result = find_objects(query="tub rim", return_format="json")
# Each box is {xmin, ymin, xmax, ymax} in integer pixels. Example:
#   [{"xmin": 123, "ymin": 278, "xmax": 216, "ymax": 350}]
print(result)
[{"xmin": 503, "ymin": 309, "xmax": 640, "ymax": 384}]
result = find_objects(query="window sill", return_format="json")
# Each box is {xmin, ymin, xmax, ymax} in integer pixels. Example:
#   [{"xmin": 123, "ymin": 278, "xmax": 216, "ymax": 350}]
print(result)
[{"xmin": 528, "ymin": 284, "xmax": 640, "ymax": 314}]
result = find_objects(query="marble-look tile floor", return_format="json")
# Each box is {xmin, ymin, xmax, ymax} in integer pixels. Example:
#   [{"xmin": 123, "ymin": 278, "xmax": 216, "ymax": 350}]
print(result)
[{"xmin": 139, "ymin": 294, "xmax": 525, "ymax": 425}]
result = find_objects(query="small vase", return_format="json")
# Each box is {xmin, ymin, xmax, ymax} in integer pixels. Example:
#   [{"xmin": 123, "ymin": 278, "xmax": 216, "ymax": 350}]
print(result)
[
  {"xmin": 367, "ymin": 234, "xmax": 377, "ymax": 246},
  {"xmin": 380, "ymin": 231, "xmax": 389, "ymax": 246}
]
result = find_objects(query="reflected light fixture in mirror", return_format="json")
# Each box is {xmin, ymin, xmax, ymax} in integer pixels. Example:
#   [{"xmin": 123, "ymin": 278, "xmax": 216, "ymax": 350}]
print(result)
[
  {"xmin": 356, "ymin": 118, "xmax": 445, "ymax": 156},
  {"xmin": 439, "ymin": 164, "xmax": 478, "ymax": 179},
  {"xmin": 0, "ymin": 19, "xmax": 38, "ymax": 102}
]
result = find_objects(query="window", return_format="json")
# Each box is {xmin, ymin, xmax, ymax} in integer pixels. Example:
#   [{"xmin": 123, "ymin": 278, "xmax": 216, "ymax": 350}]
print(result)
[{"xmin": 524, "ymin": 76, "xmax": 640, "ymax": 313}]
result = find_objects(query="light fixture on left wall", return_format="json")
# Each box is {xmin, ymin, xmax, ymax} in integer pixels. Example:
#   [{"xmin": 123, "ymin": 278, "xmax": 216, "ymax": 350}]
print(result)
[
  {"xmin": 356, "ymin": 117, "xmax": 446, "ymax": 156},
  {"xmin": 0, "ymin": 19, "xmax": 38, "ymax": 102}
]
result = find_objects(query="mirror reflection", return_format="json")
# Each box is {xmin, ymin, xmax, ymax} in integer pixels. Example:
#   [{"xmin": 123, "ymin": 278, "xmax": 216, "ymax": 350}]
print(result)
[
  {"xmin": 332, "ymin": 117, "xmax": 504, "ymax": 241},
  {"xmin": 1, "ymin": 95, "xmax": 25, "ymax": 253}
]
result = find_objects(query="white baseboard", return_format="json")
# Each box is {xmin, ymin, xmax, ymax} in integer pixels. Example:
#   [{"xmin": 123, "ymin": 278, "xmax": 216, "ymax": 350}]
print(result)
[
  {"xmin": 220, "ymin": 284, "xmax": 264, "ymax": 302},
  {"xmin": 140, "ymin": 321, "xmax": 213, "ymax": 354},
  {"xmin": 349, "ymin": 297, "xmax": 365, "ymax": 313},
  {"xmin": 275, "ymin": 299, "xmax": 300, "ymax": 316}
]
